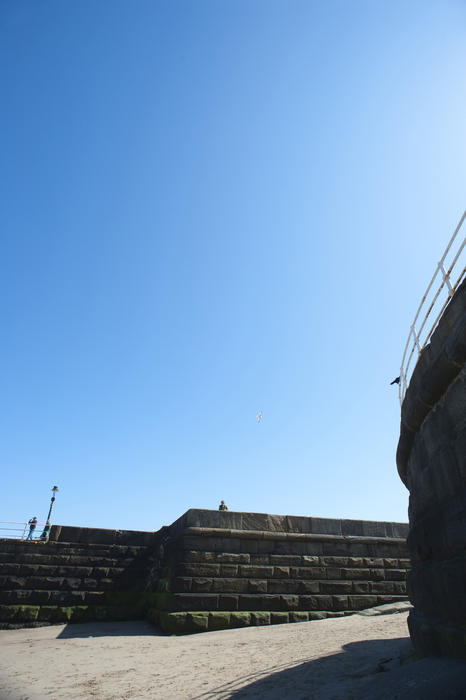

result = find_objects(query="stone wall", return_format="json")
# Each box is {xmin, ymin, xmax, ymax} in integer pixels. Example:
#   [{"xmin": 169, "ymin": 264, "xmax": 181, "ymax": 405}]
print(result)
[
  {"xmin": 0, "ymin": 511, "xmax": 409, "ymax": 634},
  {"xmin": 146, "ymin": 510, "xmax": 409, "ymax": 634},
  {"xmin": 396, "ymin": 278, "xmax": 466, "ymax": 658},
  {"xmin": 0, "ymin": 534, "xmax": 154, "ymax": 628}
]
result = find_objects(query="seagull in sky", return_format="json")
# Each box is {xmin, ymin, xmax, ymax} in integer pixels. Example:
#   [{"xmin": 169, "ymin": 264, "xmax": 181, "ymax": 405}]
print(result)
[{"xmin": 257, "ymin": 410, "xmax": 263, "ymax": 423}]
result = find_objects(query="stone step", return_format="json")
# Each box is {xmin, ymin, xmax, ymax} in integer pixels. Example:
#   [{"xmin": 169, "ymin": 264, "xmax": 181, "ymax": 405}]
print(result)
[
  {"xmin": 171, "ymin": 576, "xmax": 407, "ymax": 596},
  {"xmin": 0, "ymin": 563, "xmax": 126, "ymax": 578},
  {"xmin": 0, "ymin": 589, "xmax": 111, "ymax": 605},
  {"xmin": 169, "ymin": 592, "xmax": 408, "ymax": 613},
  {"xmin": 0, "ymin": 552, "xmax": 139, "ymax": 567},
  {"xmin": 175, "ymin": 562, "xmax": 408, "ymax": 581},
  {"xmin": 0, "ymin": 575, "xmax": 117, "ymax": 591},
  {"xmin": 179, "ymin": 551, "xmax": 411, "ymax": 570},
  {"xmin": 0, "ymin": 542, "xmax": 149, "ymax": 557}
]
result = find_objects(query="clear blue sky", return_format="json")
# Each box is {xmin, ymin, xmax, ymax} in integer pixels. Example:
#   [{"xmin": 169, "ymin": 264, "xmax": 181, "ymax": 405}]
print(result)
[{"xmin": 2, "ymin": 0, "xmax": 466, "ymax": 532}]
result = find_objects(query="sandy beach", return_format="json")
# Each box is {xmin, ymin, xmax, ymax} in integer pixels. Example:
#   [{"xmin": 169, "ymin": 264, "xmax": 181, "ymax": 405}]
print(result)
[{"xmin": 1, "ymin": 609, "xmax": 465, "ymax": 700}]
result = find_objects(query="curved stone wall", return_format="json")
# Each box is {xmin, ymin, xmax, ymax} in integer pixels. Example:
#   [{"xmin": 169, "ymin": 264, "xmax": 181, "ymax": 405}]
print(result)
[{"xmin": 396, "ymin": 278, "xmax": 466, "ymax": 658}]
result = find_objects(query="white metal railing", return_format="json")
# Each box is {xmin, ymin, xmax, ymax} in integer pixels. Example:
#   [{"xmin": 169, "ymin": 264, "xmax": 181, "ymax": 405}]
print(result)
[
  {"xmin": 399, "ymin": 210, "xmax": 466, "ymax": 405},
  {"xmin": 0, "ymin": 521, "xmax": 50, "ymax": 540}
]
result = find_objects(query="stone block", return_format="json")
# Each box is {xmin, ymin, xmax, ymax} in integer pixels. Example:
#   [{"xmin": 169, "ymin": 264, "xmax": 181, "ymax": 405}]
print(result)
[
  {"xmin": 309, "ymin": 611, "xmax": 327, "ymax": 620},
  {"xmin": 191, "ymin": 578, "xmax": 214, "ymax": 593},
  {"xmin": 384, "ymin": 558, "xmax": 399, "ymax": 568},
  {"xmin": 291, "ymin": 567, "xmax": 326, "ymax": 580},
  {"xmin": 251, "ymin": 612, "xmax": 271, "ymax": 626},
  {"xmin": 63, "ymin": 578, "xmax": 82, "ymax": 590},
  {"xmin": 271, "ymin": 612, "xmax": 289, "ymax": 624},
  {"xmin": 248, "ymin": 579, "xmax": 267, "ymax": 594},
  {"xmin": 238, "ymin": 566, "xmax": 274, "ymax": 579},
  {"xmin": 302, "ymin": 556, "xmax": 320, "ymax": 566},
  {"xmin": 309, "ymin": 517, "xmax": 342, "ymax": 535},
  {"xmin": 187, "ymin": 613, "xmax": 209, "ymax": 632},
  {"xmin": 370, "ymin": 581, "xmax": 395, "ymax": 594},
  {"xmin": 320, "ymin": 556, "xmax": 347, "ymax": 567},
  {"xmin": 272, "ymin": 566, "xmax": 290, "ymax": 578},
  {"xmin": 15, "ymin": 605, "xmax": 40, "ymax": 622},
  {"xmin": 268, "ymin": 580, "xmax": 298, "ymax": 594},
  {"xmin": 333, "ymin": 595, "xmax": 349, "ymax": 610},
  {"xmin": 0, "ymin": 605, "xmax": 17, "ymax": 620},
  {"xmin": 220, "ymin": 565, "xmax": 238, "ymax": 577},
  {"xmin": 218, "ymin": 595, "xmax": 238, "ymax": 611},
  {"xmin": 342, "ymin": 558, "xmax": 361, "ymax": 567},
  {"xmin": 275, "ymin": 541, "xmax": 306, "ymax": 555},
  {"xmin": 208, "ymin": 612, "xmax": 231, "ymax": 630},
  {"xmin": 342, "ymin": 568, "xmax": 370, "ymax": 580},
  {"xmin": 370, "ymin": 568, "xmax": 386, "ymax": 580},
  {"xmin": 172, "ymin": 594, "xmax": 219, "ymax": 611},
  {"xmin": 348, "ymin": 595, "xmax": 378, "ymax": 610},
  {"xmin": 280, "ymin": 595, "xmax": 299, "ymax": 610},
  {"xmin": 211, "ymin": 578, "xmax": 248, "ymax": 593},
  {"xmin": 270, "ymin": 555, "xmax": 302, "ymax": 566},
  {"xmin": 177, "ymin": 563, "xmax": 220, "ymax": 577},
  {"xmin": 298, "ymin": 580, "xmax": 320, "ymax": 594},
  {"xmin": 303, "ymin": 542, "xmax": 323, "ymax": 555},
  {"xmin": 172, "ymin": 578, "xmax": 192, "ymax": 593},
  {"xmin": 230, "ymin": 612, "xmax": 251, "ymax": 627},
  {"xmin": 217, "ymin": 553, "xmax": 250, "ymax": 564},
  {"xmin": 352, "ymin": 582, "xmax": 369, "ymax": 594},
  {"xmin": 238, "ymin": 595, "xmax": 265, "ymax": 611},
  {"xmin": 326, "ymin": 568, "xmax": 342, "ymax": 579},
  {"xmin": 386, "ymin": 569, "xmax": 407, "ymax": 581},
  {"xmin": 290, "ymin": 611, "xmax": 309, "ymax": 623},
  {"xmin": 260, "ymin": 595, "xmax": 283, "ymax": 611},
  {"xmin": 320, "ymin": 581, "xmax": 352, "ymax": 594},
  {"xmin": 161, "ymin": 612, "xmax": 189, "ymax": 634},
  {"xmin": 249, "ymin": 554, "xmax": 270, "ymax": 565}
]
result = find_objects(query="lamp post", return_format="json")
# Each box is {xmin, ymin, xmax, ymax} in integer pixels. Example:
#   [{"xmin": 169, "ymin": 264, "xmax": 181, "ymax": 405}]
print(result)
[{"xmin": 46, "ymin": 485, "xmax": 59, "ymax": 523}]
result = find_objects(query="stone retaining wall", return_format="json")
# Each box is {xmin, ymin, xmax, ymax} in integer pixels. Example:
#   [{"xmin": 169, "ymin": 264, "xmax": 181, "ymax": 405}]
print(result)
[
  {"xmin": 396, "ymin": 278, "xmax": 466, "ymax": 659},
  {"xmin": 0, "ymin": 511, "xmax": 409, "ymax": 634},
  {"xmin": 146, "ymin": 510, "xmax": 409, "ymax": 634}
]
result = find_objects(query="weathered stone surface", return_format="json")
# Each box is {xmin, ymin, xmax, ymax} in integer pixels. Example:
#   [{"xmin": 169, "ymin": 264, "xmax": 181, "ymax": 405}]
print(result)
[
  {"xmin": 395, "ymin": 280, "xmax": 466, "ymax": 659},
  {"xmin": 0, "ymin": 508, "xmax": 409, "ymax": 633}
]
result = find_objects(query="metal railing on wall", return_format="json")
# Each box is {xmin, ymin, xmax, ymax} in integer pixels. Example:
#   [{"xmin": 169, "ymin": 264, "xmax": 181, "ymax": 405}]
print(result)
[
  {"xmin": 399, "ymin": 210, "xmax": 466, "ymax": 405},
  {"xmin": 0, "ymin": 521, "xmax": 49, "ymax": 540}
]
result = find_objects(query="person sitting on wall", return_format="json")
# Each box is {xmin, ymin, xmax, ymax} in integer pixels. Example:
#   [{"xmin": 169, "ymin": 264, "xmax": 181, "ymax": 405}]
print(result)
[
  {"xmin": 219, "ymin": 500, "xmax": 228, "ymax": 511},
  {"xmin": 26, "ymin": 517, "xmax": 37, "ymax": 540}
]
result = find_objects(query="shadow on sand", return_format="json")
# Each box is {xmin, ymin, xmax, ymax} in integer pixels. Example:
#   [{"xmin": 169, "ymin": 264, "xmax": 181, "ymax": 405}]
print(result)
[
  {"xmin": 56, "ymin": 619, "xmax": 164, "ymax": 639},
  {"xmin": 191, "ymin": 636, "xmax": 466, "ymax": 700}
]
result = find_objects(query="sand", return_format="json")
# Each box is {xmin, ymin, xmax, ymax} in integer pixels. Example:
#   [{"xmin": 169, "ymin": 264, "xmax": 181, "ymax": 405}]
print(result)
[{"xmin": 0, "ymin": 609, "xmax": 465, "ymax": 699}]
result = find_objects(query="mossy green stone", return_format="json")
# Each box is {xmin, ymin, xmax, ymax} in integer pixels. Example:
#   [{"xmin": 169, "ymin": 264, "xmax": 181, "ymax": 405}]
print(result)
[
  {"xmin": 271, "ymin": 612, "xmax": 289, "ymax": 625},
  {"xmin": 146, "ymin": 608, "xmax": 160, "ymax": 625},
  {"xmin": 290, "ymin": 612, "xmax": 309, "ymax": 623},
  {"xmin": 251, "ymin": 612, "xmax": 271, "ymax": 626},
  {"xmin": 187, "ymin": 613, "xmax": 208, "ymax": 632},
  {"xmin": 161, "ymin": 612, "xmax": 189, "ymax": 634},
  {"xmin": 0, "ymin": 605, "xmax": 17, "ymax": 620},
  {"xmin": 208, "ymin": 612, "xmax": 231, "ymax": 630},
  {"xmin": 230, "ymin": 612, "xmax": 251, "ymax": 628},
  {"xmin": 17, "ymin": 606, "xmax": 39, "ymax": 622}
]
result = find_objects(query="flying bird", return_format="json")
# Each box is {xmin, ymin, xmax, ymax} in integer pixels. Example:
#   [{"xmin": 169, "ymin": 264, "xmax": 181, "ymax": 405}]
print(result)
[
  {"xmin": 257, "ymin": 410, "xmax": 263, "ymax": 423},
  {"xmin": 390, "ymin": 377, "xmax": 400, "ymax": 385}
]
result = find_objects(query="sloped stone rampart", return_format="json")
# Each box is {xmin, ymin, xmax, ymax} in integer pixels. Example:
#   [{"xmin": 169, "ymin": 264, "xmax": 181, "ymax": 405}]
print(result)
[
  {"xmin": 396, "ymin": 278, "xmax": 466, "ymax": 659},
  {"xmin": 0, "ymin": 512, "xmax": 409, "ymax": 633},
  {"xmin": 146, "ymin": 510, "xmax": 409, "ymax": 633},
  {"xmin": 0, "ymin": 537, "xmax": 154, "ymax": 628}
]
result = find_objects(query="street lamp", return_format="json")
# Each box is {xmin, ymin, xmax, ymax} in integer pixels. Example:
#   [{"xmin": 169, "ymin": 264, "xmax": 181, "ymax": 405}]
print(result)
[{"xmin": 46, "ymin": 485, "xmax": 59, "ymax": 523}]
